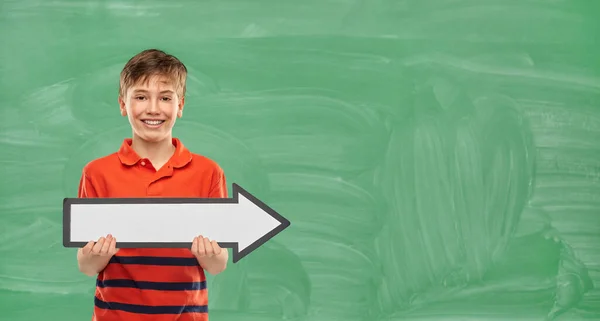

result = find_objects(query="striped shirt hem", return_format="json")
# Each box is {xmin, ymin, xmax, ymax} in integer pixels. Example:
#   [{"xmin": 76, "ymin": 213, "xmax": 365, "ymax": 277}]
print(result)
[{"xmin": 94, "ymin": 297, "xmax": 208, "ymax": 315}]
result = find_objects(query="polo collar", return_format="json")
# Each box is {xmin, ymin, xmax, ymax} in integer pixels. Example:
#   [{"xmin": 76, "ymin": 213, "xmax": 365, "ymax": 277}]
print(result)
[{"xmin": 117, "ymin": 137, "xmax": 192, "ymax": 168}]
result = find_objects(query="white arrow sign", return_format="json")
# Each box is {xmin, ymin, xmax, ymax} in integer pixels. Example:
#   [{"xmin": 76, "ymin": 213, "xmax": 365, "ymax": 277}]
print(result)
[{"xmin": 62, "ymin": 183, "xmax": 291, "ymax": 263}]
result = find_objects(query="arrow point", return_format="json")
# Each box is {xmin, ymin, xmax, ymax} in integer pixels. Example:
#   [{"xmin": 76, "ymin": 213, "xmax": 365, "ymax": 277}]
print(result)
[{"xmin": 230, "ymin": 184, "xmax": 290, "ymax": 262}]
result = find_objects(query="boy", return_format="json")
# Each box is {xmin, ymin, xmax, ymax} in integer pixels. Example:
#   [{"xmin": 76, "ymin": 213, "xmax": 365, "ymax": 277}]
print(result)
[{"xmin": 76, "ymin": 48, "xmax": 229, "ymax": 321}]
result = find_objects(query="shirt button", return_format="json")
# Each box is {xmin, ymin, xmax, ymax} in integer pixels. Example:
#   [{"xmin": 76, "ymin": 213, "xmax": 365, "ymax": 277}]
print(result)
[{"xmin": 141, "ymin": 161, "xmax": 146, "ymax": 166}]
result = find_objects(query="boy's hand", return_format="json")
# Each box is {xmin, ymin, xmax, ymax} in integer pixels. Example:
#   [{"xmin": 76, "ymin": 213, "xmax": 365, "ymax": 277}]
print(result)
[
  {"xmin": 77, "ymin": 234, "xmax": 118, "ymax": 277},
  {"xmin": 191, "ymin": 235, "xmax": 228, "ymax": 275},
  {"xmin": 79, "ymin": 234, "xmax": 119, "ymax": 258},
  {"xmin": 191, "ymin": 235, "xmax": 222, "ymax": 258}
]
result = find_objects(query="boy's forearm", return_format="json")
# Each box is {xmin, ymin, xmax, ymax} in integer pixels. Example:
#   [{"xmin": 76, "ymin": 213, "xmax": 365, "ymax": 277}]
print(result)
[
  {"xmin": 78, "ymin": 256, "xmax": 111, "ymax": 276},
  {"xmin": 196, "ymin": 250, "xmax": 229, "ymax": 275}
]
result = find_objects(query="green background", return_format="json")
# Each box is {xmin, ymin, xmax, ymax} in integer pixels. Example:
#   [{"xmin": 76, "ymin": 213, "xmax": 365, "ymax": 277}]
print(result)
[{"xmin": 1, "ymin": 0, "xmax": 599, "ymax": 320}]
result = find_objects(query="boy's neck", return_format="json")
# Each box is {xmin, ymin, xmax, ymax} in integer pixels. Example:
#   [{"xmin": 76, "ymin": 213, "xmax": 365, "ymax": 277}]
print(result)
[{"xmin": 130, "ymin": 135, "xmax": 176, "ymax": 169}]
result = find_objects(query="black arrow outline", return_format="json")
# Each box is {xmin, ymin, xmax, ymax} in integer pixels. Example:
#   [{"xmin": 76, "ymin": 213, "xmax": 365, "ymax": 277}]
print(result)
[{"xmin": 62, "ymin": 183, "xmax": 291, "ymax": 263}]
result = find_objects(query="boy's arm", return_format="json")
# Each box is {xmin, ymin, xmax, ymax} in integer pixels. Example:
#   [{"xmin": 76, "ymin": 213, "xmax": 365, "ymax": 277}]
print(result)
[
  {"xmin": 195, "ymin": 168, "xmax": 229, "ymax": 274},
  {"xmin": 76, "ymin": 170, "xmax": 114, "ymax": 277}
]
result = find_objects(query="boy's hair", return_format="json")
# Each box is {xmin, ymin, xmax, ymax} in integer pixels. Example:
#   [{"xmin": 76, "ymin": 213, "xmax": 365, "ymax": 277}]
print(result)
[{"xmin": 119, "ymin": 48, "xmax": 187, "ymax": 98}]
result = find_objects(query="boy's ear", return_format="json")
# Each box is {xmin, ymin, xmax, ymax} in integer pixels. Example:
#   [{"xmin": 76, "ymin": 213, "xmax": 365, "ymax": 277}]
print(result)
[
  {"xmin": 118, "ymin": 96, "xmax": 127, "ymax": 116},
  {"xmin": 177, "ymin": 97, "xmax": 185, "ymax": 118}
]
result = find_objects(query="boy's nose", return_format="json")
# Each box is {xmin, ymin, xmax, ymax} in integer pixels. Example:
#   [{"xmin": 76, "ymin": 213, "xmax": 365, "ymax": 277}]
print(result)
[{"xmin": 147, "ymin": 100, "xmax": 161, "ymax": 113}]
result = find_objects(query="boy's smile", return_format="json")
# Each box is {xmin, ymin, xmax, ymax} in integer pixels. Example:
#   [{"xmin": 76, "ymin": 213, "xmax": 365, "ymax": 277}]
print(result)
[{"xmin": 142, "ymin": 119, "xmax": 166, "ymax": 127}]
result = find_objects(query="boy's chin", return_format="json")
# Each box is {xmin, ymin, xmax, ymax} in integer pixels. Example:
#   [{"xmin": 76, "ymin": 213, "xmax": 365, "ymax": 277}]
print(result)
[{"xmin": 134, "ymin": 131, "xmax": 171, "ymax": 143}]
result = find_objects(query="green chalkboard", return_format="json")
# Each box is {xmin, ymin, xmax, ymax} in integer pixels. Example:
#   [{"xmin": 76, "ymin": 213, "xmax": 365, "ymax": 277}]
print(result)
[{"xmin": 1, "ymin": 1, "xmax": 599, "ymax": 321}]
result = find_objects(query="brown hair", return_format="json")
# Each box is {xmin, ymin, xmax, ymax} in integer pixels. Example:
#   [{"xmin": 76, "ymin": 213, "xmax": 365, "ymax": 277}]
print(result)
[{"xmin": 119, "ymin": 49, "xmax": 187, "ymax": 98}]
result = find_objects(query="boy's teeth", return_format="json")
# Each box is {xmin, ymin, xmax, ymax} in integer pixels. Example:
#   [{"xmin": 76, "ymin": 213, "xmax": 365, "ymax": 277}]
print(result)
[{"xmin": 143, "ymin": 120, "xmax": 163, "ymax": 125}]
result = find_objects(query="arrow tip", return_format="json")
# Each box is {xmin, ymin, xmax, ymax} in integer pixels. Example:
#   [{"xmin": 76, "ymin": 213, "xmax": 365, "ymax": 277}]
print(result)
[{"xmin": 230, "ymin": 184, "xmax": 291, "ymax": 263}]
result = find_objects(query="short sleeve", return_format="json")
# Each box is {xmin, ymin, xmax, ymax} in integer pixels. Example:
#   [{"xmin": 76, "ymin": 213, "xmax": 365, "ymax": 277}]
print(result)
[
  {"xmin": 78, "ymin": 169, "xmax": 98, "ymax": 198},
  {"xmin": 208, "ymin": 167, "xmax": 227, "ymax": 198}
]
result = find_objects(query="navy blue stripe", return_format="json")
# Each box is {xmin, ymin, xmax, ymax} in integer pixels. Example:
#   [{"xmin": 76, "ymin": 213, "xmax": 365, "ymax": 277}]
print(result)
[
  {"xmin": 97, "ymin": 279, "xmax": 206, "ymax": 291},
  {"xmin": 109, "ymin": 256, "xmax": 199, "ymax": 266},
  {"xmin": 95, "ymin": 297, "xmax": 207, "ymax": 314}
]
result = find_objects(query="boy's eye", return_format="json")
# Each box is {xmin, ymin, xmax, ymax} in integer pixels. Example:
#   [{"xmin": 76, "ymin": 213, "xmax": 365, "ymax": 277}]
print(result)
[{"xmin": 133, "ymin": 96, "xmax": 171, "ymax": 101}]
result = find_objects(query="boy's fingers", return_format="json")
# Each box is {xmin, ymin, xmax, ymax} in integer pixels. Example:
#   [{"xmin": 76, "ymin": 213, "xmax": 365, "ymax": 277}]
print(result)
[
  {"xmin": 81, "ymin": 241, "xmax": 95, "ymax": 255},
  {"xmin": 204, "ymin": 237, "xmax": 213, "ymax": 256},
  {"xmin": 92, "ymin": 237, "xmax": 105, "ymax": 255},
  {"xmin": 211, "ymin": 240, "xmax": 221, "ymax": 255},
  {"xmin": 110, "ymin": 237, "xmax": 118, "ymax": 253},
  {"xmin": 101, "ymin": 235, "xmax": 112, "ymax": 254},
  {"xmin": 191, "ymin": 237, "xmax": 198, "ymax": 253},
  {"xmin": 196, "ymin": 236, "xmax": 206, "ymax": 256}
]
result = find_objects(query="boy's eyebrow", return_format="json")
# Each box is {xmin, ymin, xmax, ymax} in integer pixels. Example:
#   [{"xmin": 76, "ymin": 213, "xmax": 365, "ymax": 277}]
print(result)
[{"xmin": 132, "ymin": 89, "xmax": 175, "ymax": 94}]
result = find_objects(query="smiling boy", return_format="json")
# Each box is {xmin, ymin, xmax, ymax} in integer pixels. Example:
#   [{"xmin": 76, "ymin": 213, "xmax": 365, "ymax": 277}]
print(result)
[{"xmin": 76, "ymin": 48, "xmax": 228, "ymax": 321}]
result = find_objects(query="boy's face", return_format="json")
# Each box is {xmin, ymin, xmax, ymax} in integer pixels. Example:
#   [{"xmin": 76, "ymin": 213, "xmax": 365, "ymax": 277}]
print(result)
[{"xmin": 118, "ymin": 75, "xmax": 184, "ymax": 143}]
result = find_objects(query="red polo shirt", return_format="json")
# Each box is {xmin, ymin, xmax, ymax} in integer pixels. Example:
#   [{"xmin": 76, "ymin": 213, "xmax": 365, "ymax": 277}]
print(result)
[{"xmin": 78, "ymin": 137, "xmax": 227, "ymax": 321}]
